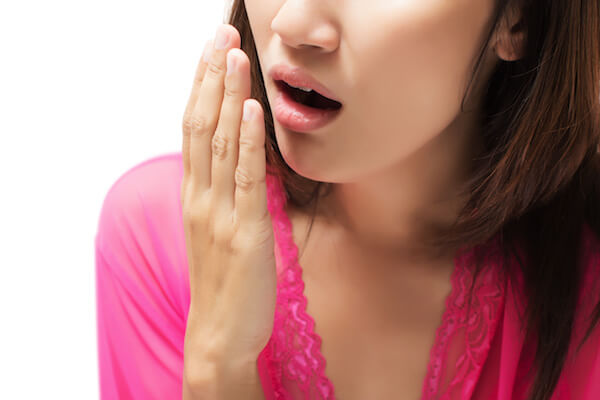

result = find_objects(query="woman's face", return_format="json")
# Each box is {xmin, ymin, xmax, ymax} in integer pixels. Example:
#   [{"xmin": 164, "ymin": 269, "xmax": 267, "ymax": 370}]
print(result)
[{"xmin": 244, "ymin": 0, "xmax": 501, "ymax": 182}]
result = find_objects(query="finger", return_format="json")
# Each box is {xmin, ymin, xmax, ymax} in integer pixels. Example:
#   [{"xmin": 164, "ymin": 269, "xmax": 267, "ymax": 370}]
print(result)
[
  {"xmin": 182, "ymin": 40, "xmax": 213, "ymax": 184},
  {"xmin": 190, "ymin": 24, "xmax": 240, "ymax": 194},
  {"xmin": 234, "ymin": 99, "xmax": 269, "ymax": 225},
  {"xmin": 210, "ymin": 48, "xmax": 251, "ymax": 214}
]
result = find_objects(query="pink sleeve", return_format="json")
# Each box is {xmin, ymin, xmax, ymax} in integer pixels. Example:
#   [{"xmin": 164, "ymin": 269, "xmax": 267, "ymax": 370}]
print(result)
[{"xmin": 95, "ymin": 154, "xmax": 191, "ymax": 399}]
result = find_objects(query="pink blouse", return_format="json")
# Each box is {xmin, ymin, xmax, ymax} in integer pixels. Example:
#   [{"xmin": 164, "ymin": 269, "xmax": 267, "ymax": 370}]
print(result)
[{"xmin": 95, "ymin": 152, "xmax": 600, "ymax": 399}]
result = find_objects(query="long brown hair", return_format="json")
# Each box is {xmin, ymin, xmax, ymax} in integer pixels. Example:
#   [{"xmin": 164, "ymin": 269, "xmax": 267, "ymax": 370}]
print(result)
[{"xmin": 227, "ymin": 1, "xmax": 600, "ymax": 399}]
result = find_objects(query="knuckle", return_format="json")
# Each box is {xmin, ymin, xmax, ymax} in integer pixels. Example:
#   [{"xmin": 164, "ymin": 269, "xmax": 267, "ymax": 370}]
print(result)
[
  {"xmin": 211, "ymin": 134, "xmax": 229, "ymax": 159},
  {"xmin": 193, "ymin": 75, "xmax": 205, "ymax": 87},
  {"xmin": 206, "ymin": 61, "xmax": 226, "ymax": 77},
  {"xmin": 190, "ymin": 117, "xmax": 209, "ymax": 137},
  {"xmin": 234, "ymin": 166, "xmax": 255, "ymax": 193},
  {"xmin": 182, "ymin": 117, "xmax": 193, "ymax": 136},
  {"xmin": 212, "ymin": 223, "xmax": 234, "ymax": 250},
  {"xmin": 183, "ymin": 206, "xmax": 208, "ymax": 228},
  {"xmin": 182, "ymin": 197, "xmax": 210, "ymax": 224},
  {"xmin": 223, "ymin": 85, "xmax": 240, "ymax": 99},
  {"xmin": 238, "ymin": 136, "xmax": 259, "ymax": 152}
]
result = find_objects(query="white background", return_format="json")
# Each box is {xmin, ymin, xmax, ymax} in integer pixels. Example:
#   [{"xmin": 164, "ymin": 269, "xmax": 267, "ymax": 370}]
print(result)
[{"xmin": 0, "ymin": 1, "xmax": 230, "ymax": 398}]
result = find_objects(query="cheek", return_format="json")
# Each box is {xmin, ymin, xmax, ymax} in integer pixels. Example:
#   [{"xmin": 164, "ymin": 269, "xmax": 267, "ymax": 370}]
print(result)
[{"xmin": 344, "ymin": 1, "xmax": 491, "ymax": 154}]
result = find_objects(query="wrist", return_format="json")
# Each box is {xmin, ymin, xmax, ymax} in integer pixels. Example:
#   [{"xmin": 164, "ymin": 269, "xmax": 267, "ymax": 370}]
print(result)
[{"xmin": 184, "ymin": 354, "xmax": 264, "ymax": 400}]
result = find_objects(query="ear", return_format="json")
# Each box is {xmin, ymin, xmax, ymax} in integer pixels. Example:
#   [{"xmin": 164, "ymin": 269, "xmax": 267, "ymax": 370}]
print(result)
[{"xmin": 492, "ymin": 5, "xmax": 526, "ymax": 61}]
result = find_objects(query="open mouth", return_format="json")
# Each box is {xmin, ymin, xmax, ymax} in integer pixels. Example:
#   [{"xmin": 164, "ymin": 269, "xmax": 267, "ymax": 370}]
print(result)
[{"xmin": 275, "ymin": 80, "xmax": 343, "ymax": 111}]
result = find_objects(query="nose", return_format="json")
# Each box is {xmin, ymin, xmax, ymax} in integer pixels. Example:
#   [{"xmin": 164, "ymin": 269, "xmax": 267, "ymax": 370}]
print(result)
[{"xmin": 270, "ymin": 1, "xmax": 340, "ymax": 52}]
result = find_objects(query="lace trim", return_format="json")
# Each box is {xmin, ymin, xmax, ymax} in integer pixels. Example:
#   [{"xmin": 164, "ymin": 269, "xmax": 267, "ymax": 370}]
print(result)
[
  {"xmin": 263, "ymin": 172, "xmax": 506, "ymax": 399},
  {"xmin": 422, "ymin": 241, "xmax": 506, "ymax": 399},
  {"xmin": 264, "ymin": 173, "xmax": 336, "ymax": 399},
  {"xmin": 420, "ymin": 248, "xmax": 466, "ymax": 399}
]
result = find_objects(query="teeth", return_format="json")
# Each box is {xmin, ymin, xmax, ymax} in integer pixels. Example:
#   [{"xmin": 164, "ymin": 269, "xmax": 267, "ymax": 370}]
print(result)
[{"xmin": 289, "ymin": 84, "xmax": 313, "ymax": 92}]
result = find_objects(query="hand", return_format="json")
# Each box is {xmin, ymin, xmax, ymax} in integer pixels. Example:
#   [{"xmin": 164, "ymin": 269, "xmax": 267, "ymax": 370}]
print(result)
[{"xmin": 180, "ymin": 23, "xmax": 276, "ymax": 390}]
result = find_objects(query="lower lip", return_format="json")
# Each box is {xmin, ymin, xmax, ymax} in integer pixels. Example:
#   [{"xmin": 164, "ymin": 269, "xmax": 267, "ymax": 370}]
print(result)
[{"xmin": 272, "ymin": 82, "xmax": 342, "ymax": 133}]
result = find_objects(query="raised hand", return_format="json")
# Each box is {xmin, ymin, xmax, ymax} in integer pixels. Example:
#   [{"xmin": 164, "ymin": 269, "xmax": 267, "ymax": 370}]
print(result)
[{"xmin": 180, "ymin": 23, "xmax": 276, "ymax": 396}]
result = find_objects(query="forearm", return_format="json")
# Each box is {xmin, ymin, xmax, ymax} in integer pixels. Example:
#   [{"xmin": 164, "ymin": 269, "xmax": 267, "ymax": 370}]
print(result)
[{"xmin": 182, "ymin": 356, "xmax": 266, "ymax": 400}]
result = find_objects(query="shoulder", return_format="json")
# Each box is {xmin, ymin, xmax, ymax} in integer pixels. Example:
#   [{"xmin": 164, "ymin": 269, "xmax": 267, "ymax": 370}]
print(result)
[
  {"xmin": 95, "ymin": 152, "xmax": 184, "ymax": 255},
  {"xmin": 571, "ymin": 222, "xmax": 600, "ymax": 350},
  {"xmin": 98, "ymin": 152, "xmax": 183, "ymax": 216},
  {"xmin": 552, "ymin": 223, "xmax": 600, "ymax": 399},
  {"xmin": 578, "ymin": 222, "xmax": 600, "ymax": 307},
  {"xmin": 95, "ymin": 153, "xmax": 190, "ymax": 396}
]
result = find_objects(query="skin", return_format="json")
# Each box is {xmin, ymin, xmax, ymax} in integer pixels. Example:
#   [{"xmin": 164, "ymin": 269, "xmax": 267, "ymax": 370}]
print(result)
[
  {"xmin": 181, "ymin": 27, "xmax": 274, "ymax": 399},
  {"xmin": 244, "ymin": 0, "xmax": 525, "ymax": 265},
  {"xmin": 180, "ymin": 2, "xmax": 526, "ymax": 397},
  {"xmin": 236, "ymin": 3, "xmax": 526, "ymax": 397}
]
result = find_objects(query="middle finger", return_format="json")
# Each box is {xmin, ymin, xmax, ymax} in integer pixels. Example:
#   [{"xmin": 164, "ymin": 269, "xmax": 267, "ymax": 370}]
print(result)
[
  {"xmin": 190, "ymin": 24, "xmax": 240, "ymax": 194},
  {"xmin": 210, "ymin": 48, "xmax": 251, "ymax": 215}
]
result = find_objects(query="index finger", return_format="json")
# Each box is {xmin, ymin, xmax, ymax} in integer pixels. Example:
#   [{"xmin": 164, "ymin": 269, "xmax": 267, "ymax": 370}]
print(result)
[{"xmin": 182, "ymin": 40, "xmax": 213, "ymax": 184}]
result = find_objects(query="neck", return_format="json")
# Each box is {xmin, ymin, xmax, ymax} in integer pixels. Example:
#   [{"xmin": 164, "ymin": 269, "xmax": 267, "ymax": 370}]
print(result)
[{"xmin": 315, "ymin": 108, "xmax": 484, "ymax": 263}]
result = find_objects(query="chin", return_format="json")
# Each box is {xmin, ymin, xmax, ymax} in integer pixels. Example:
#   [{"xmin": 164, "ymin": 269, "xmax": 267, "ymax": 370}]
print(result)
[
  {"xmin": 279, "ymin": 146, "xmax": 320, "ymax": 182},
  {"xmin": 273, "ymin": 122, "xmax": 340, "ymax": 182}
]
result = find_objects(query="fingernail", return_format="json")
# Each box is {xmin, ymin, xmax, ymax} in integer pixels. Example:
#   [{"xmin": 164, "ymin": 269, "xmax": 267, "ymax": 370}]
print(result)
[
  {"xmin": 202, "ymin": 41, "xmax": 213, "ymax": 63},
  {"xmin": 226, "ymin": 52, "xmax": 237, "ymax": 76},
  {"xmin": 243, "ymin": 101, "xmax": 254, "ymax": 121},
  {"xmin": 214, "ymin": 25, "xmax": 230, "ymax": 50}
]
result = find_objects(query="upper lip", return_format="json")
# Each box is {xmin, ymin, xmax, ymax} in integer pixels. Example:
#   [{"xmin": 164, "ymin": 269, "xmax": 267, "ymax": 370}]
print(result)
[{"xmin": 268, "ymin": 63, "xmax": 342, "ymax": 104}]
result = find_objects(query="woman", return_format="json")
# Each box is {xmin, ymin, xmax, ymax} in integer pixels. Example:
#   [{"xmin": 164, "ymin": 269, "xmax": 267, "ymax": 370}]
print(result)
[{"xmin": 95, "ymin": 0, "xmax": 600, "ymax": 399}]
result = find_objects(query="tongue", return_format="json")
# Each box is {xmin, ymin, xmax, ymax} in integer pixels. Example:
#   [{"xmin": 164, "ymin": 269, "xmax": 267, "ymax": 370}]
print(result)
[{"xmin": 285, "ymin": 83, "xmax": 342, "ymax": 110}]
